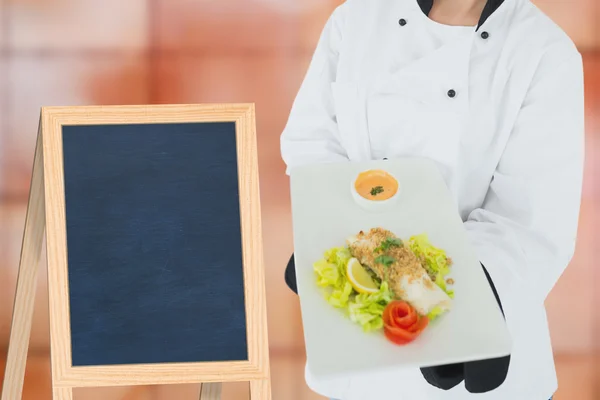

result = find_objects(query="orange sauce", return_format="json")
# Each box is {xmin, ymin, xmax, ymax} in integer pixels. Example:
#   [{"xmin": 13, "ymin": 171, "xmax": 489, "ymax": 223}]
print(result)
[{"xmin": 354, "ymin": 170, "xmax": 398, "ymax": 201}]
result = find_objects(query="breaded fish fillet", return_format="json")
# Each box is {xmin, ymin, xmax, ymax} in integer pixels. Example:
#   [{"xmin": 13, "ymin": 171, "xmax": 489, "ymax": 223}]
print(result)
[{"xmin": 346, "ymin": 228, "xmax": 451, "ymax": 316}]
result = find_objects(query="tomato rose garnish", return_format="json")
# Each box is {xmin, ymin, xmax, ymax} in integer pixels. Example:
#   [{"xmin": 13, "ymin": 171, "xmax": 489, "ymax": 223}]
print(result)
[{"xmin": 382, "ymin": 301, "xmax": 429, "ymax": 345}]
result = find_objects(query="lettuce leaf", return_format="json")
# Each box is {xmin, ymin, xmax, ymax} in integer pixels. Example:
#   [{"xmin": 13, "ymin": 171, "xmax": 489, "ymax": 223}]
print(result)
[
  {"xmin": 427, "ymin": 305, "xmax": 446, "ymax": 321},
  {"xmin": 313, "ymin": 259, "xmax": 341, "ymax": 288},
  {"xmin": 409, "ymin": 234, "xmax": 455, "ymax": 320},
  {"xmin": 325, "ymin": 247, "xmax": 352, "ymax": 276},
  {"xmin": 328, "ymin": 281, "xmax": 354, "ymax": 309},
  {"xmin": 348, "ymin": 281, "xmax": 394, "ymax": 332},
  {"xmin": 314, "ymin": 247, "xmax": 355, "ymax": 309},
  {"xmin": 314, "ymin": 247, "xmax": 393, "ymax": 331},
  {"xmin": 409, "ymin": 234, "xmax": 453, "ymax": 294}
]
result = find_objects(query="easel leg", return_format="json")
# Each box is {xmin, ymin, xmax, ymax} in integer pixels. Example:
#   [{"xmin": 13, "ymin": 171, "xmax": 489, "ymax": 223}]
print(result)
[
  {"xmin": 1, "ymin": 130, "xmax": 46, "ymax": 400},
  {"xmin": 199, "ymin": 382, "xmax": 222, "ymax": 400},
  {"xmin": 250, "ymin": 379, "xmax": 271, "ymax": 400},
  {"xmin": 52, "ymin": 387, "xmax": 73, "ymax": 400}
]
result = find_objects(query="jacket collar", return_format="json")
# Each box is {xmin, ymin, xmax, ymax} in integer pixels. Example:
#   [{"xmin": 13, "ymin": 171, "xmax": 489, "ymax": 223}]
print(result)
[{"xmin": 416, "ymin": 0, "xmax": 506, "ymax": 30}]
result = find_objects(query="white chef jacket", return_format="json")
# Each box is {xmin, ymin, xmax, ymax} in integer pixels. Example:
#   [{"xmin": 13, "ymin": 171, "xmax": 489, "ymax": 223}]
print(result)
[{"xmin": 280, "ymin": 0, "xmax": 585, "ymax": 399}]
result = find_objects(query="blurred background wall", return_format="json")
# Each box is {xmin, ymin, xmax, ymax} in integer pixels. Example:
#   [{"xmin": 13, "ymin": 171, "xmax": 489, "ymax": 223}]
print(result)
[{"xmin": 0, "ymin": 0, "xmax": 598, "ymax": 399}]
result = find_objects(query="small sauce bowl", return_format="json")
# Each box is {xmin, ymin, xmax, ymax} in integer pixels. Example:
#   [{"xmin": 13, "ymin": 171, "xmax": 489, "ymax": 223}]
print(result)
[{"xmin": 351, "ymin": 169, "xmax": 400, "ymax": 212}]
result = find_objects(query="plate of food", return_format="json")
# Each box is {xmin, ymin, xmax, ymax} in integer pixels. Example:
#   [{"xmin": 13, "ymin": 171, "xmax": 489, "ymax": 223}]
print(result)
[
  {"xmin": 314, "ymin": 228, "xmax": 453, "ymax": 345},
  {"xmin": 289, "ymin": 158, "xmax": 511, "ymax": 379}
]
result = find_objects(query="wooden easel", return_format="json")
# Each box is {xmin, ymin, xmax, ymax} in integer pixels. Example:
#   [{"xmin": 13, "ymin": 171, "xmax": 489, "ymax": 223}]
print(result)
[
  {"xmin": 1, "ymin": 105, "xmax": 272, "ymax": 400},
  {"xmin": 2, "ymin": 123, "xmax": 46, "ymax": 400}
]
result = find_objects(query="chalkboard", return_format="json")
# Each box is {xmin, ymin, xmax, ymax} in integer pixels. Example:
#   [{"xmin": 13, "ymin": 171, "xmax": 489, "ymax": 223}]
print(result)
[
  {"xmin": 3, "ymin": 105, "xmax": 271, "ymax": 399},
  {"xmin": 61, "ymin": 122, "xmax": 249, "ymax": 366}
]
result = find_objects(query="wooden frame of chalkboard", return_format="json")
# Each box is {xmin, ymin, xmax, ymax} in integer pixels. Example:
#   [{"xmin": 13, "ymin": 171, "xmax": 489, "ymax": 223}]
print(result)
[{"xmin": 1, "ymin": 104, "xmax": 271, "ymax": 400}]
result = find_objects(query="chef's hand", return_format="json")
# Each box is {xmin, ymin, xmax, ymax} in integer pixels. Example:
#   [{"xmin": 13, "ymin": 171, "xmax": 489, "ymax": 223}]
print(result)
[
  {"xmin": 419, "ymin": 264, "xmax": 511, "ymax": 393},
  {"xmin": 285, "ymin": 253, "xmax": 299, "ymax": 294}
]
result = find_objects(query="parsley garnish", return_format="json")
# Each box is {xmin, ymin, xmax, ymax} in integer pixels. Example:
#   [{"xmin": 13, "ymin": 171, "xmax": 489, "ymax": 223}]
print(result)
[
  {"xmin": 370, "ymin": 186, "xmax": 384, "ymax": 196},
  {"xmin": 375, "ymin": 255, "xmax": 396, "ymax": 267},
  {"xmin": 374, "ymin": 237, "xmax": 403, "ymax": 253}
]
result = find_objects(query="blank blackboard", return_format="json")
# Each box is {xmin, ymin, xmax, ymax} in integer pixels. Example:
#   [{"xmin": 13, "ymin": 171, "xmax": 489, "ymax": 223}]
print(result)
[{"xmin": 61, "ymin": 122, "xmax": 248, "ymax": 367}]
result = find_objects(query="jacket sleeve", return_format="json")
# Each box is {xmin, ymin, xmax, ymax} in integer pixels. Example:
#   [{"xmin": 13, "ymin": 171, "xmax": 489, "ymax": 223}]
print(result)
[
  {"xmin": 280, "ymin": 4, "xmax": 350, "ymax": 176},
  {"xmin": 464, "ymin": 45, "xmax": 585, "ymax": 306}
]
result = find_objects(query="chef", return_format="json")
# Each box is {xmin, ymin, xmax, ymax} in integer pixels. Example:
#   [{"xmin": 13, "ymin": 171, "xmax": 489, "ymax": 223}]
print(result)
[{"xmin": 280, "ymin": 0, "xmax": 584, "ymax": 399}]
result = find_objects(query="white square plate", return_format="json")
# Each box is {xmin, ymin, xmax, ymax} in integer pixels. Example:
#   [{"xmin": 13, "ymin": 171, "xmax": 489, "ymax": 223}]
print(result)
[{"xmin": 290, "ymin": 158, "xmax": 512, "ymax": 379}]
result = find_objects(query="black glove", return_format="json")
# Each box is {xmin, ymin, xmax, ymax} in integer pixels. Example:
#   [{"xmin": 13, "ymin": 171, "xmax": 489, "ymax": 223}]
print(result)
[
  {"xmin": 419, "ymin": 264, "xmax": 511, "ymax": 393},
  {"xmin": 285, "ymin": 253, "xmax": 298, "ymax": 294}
]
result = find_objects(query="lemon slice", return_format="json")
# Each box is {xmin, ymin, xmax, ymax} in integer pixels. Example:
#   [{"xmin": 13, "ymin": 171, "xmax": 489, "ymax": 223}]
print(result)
[{"xmin": 347, "ymin": 257, "xmax": 379, "ymax": 294}]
